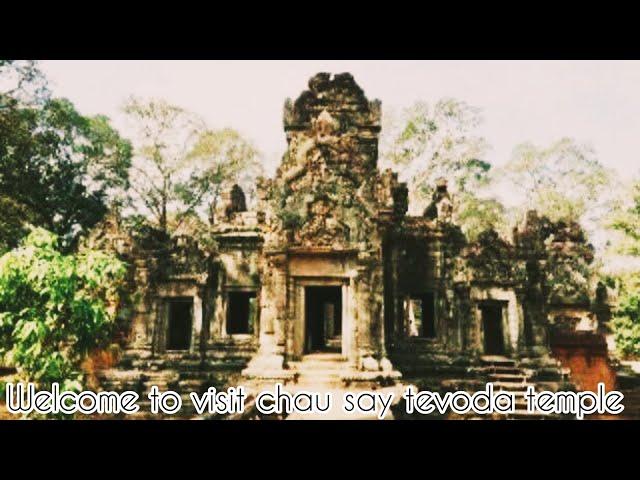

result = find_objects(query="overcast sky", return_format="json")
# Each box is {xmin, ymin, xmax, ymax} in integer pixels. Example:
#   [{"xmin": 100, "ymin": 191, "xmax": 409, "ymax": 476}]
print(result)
[{"xmin": 40, "ymin": 60, "xmax": 640, "ymax": 178}]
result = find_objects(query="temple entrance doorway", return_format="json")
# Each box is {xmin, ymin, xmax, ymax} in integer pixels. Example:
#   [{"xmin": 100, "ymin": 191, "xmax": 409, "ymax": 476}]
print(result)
[
  {"xmin": 481, "ymin": 303, "xmax": 505, "ymax": 355},
  {"xmin": 167, "ymin": 298, "xmax": 193, "ymax": 350},
  {"xmin": 305, "ymin": 286, "xmax": 342, "ymax": 353}
]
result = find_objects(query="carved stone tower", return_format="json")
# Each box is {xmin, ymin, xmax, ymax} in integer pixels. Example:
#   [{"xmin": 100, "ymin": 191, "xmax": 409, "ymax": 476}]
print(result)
[{"xmin": 243, "ymin": 73, "xmax": 404, "ymax": 380}]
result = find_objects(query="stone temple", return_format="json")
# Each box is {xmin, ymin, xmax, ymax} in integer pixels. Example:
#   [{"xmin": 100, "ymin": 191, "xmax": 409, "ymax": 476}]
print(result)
[{"xmin": 94, "ymin": 73, "xmax": 630, "ymax": 419}]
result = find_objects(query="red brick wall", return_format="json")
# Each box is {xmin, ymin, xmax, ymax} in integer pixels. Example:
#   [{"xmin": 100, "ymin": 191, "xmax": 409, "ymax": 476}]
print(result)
[
  {"xmin": 551, "ymin": 346, "xmax": 616, "ymax": 391},
  {"xmin": 550, "ymin": 331, "xmax": 616, "ymax": 392}
]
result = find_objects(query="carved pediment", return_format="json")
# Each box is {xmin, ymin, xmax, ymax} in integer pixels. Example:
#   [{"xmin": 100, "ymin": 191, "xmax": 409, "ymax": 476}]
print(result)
[
  {"xmin": 264, "ymin": 73, "xmax": 395, "ymax": 251},
  {"xmin": 297, "ymin": 196, "xmax": 350, "ymax": 247}
]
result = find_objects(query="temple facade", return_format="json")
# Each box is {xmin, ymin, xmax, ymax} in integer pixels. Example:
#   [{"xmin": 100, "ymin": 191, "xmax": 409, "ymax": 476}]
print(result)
[{"xmin": 94, "ymin": 73, "xmax": 615, "ymax": 417}]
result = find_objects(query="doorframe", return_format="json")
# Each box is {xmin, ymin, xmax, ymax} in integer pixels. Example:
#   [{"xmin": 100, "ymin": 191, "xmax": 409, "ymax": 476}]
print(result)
[
  {"xmin": 166, "ymin": 297, "xmax": 194, "ymax": 351},
  {"xmin": 292, "ymin": 276, "xmax": 351, "ymax": 360},
  {"xmin": 154, "ymin": 282, "xmax": 204, "ymax": 355},
  {"xmin": 478, "ymin": 300, "xmax": 509, "ymax": 355}
]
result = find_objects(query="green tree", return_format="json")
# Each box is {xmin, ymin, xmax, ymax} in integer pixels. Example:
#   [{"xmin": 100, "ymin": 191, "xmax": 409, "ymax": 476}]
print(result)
[
  {"xmin": 380, "ymin": 98, "xmax": 506, "ymax": 239},
  {"xmin": 180, "ymin": 128, "xmax": 262, "ymax": 224},
  {"xmin": 608, "ymin": 180, "xmax": 640, "ymax": 257},
  {"xmin": 0, "ymin": 60, "xmax": 48, "ymax": 109},
  {"xmin": 606, "ymin": 179, "xmax": 640, "ymax": 358},
  {"xmin": 611, "ymin": 289, "xmax": 640, "ymax": 358},
  {"xmin": 1, "ymin": 62, "xmax": 132, "ymax": 252},
  {"xmin": 501, "ymin": 138, "xmax": 611, "ymax": 224},
  {"xmin": 0, "ymin": 228, "xmax": 127, "ymax": 391},
  {"xmin": 123, "ymin": 97, "xmax": 261, "ymax": 233}
]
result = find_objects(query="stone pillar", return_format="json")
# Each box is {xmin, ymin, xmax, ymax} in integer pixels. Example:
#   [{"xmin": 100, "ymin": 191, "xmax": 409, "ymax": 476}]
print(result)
[
  {"xmin": 207, "ymin": 264, "xmax": 226, "ymax": 342},
  {"xmin": 153, "ymin": 298, "xmax": 167, "ymax": 356},
  {"xmin": 271, "ymin": 253, "xmax": 288, "ymax": 355},
  {"xmin": 285, "ymin": 270, "xmax": 297, "ymax": 360},
  {"xmin": 342, "ymin": 282, "xmax": 355, "ymax": 364},
  {"xmin": 213, "ymin": 291, "xmax": 226, "ymax": 338},
  {"xmin": 354, "ymin": 258, "xmax": 393, "ymax": 372},
  {"xmin": 130, "ymin": 259, "xmax": 153, "ymax": 350},
  {"xmin": 355, "ymin": 264, "xmax": 374, "ymax": 369},
  {"xmin": 515, "ymin": 288, "xmax": 528, "ymax": 355},
  {"xmin": 191, "ymin": 292, "xmax": 203, "ymax": 354},
  {"xmin": 241, "ymin": 252, "xmax": 291, "ymax": 380},
  {"xmin": 454, "ymin": 284, "xmax": 473, "ymax": 353}
]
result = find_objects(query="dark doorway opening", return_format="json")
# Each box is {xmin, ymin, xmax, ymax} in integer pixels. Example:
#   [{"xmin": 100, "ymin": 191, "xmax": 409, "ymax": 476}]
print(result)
[
  {"xmin": 227, "ymin": 291, "xmax": 257, "ymax": 335},
  {"xmin": 305, "ymin": 286, "xmax": 342, "ymax": 353},
  {"xmin": 481, "ymin": 303, "xmax": 505, "ymax": 355},
  {"xmin": 167, "ymin": 298, "xmax": 193, "ymax": 350}
]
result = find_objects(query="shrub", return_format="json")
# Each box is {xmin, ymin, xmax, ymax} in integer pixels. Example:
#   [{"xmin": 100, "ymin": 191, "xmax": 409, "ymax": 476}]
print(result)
[{"xmin": 0, "ymin": 228, "xmax": 127, "ymax": 391}]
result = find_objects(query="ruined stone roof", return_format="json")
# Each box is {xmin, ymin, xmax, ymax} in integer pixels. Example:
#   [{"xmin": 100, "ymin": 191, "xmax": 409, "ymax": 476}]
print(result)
[{"xmin": 283, "ymin": 72, "xmax": 381, "ymax": 130}]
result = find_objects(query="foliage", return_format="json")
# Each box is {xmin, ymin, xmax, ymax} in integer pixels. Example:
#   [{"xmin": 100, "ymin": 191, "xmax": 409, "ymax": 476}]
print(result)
[
  {"xmin": 455, "ymin": 193, "xmax": 507, "ymax": 241},
  {"xmin": 544, "ymin": 255, "xmax": 593, "ymax": 306},
  {"xmin": 0, "ymin": 228, "xmax": 127, "ymax": 391},
  {"xmin": 380, "ymin": 99, "xmax": 506, "ymax": 238},
  {"xmin": 0, "ymin": 196, "xmax": 40, "ymax": 254},
  {"xmin": 501, "ymin": 138, "xmax": 611, "ymax": 224},
  {"xmin": 608, "ymin": 181, "xmax": 640, "ymax": 257},
  {"xmin": 612, "ymin": 315, "xmax": 640, "ymax": 358},
  {"xmin": 181, "ymin": 127, "xmax": 262, "ymax": 223},
  {"xmin": 0, "ymin": 63, "xmax": 132, "ymax": 252},
  {"xmin": 123, "ymin": 98, "xmax": 261, "ymax": 233},
  {"xmin": 0, "ymin": 60, "xmax": 48, "ymax": 108},
  {"xmin": 608, "ymin": 180, "xmax": 640, "ymax": 358},
  {"xmin": 611, "ymin": 277, "xmax": 640, "ymax": 358},
  {"xmin": 279, "ymin": 210, "xmax": 305, "ymax": 230},
  {"xmin": 123, "ymin": 97, "xmax": 204, "ymax": 231}
]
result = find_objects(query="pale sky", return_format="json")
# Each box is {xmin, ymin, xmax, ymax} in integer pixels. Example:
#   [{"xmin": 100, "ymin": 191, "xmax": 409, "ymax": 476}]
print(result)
[{"xmin": 40, "ymin": 60, "xmax": 640, "ymax": 178}]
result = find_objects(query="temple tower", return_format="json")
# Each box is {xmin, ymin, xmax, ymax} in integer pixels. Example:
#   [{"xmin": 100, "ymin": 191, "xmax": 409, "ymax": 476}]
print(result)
[{"xmin": 243, "ymin": 73, "xmax": 404, "ymax": 380}]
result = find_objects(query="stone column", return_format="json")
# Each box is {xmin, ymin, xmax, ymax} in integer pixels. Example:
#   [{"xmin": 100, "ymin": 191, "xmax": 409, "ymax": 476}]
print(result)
[
  {"xmin": 515, "ymin": 287, "xmax": 528, "ymax": 355},
  {"xmin": 271, "ymin": 253, "xmax": 288, "ymax": 355},
  {"xmin": 342, "ymin": 282, "xmax": 355, "ymax": 364},
  {"xmin": 242, "ymin": 252, "xmax": 289, "ymax": 379},
  {"xmin": 131, "ymin": 259, "xmax": 153, "ymax": 350},
  {"xmin": 354, "ymin": 264, "xmax": 374, "ymax": 369},
  {"xmin": 354, "ymin": 258, "xmax": 390, "ymax": 371},
  {"xmin": 153, "ymin": 298, "xmax": 167, "ymax": 356},
  {"xmin": 454, "ymin": 284, "xmax": 473, "ymax": 353},
  {"xmin": 208, "ymin": 264, "xmax": 226, "ymax": 342},
  {"xmin": 191, "ymin": 292, "xmax": 203, "ymax": 354},
  {"xmin": 212, "ymin": 291, "xmax": 226, "ymax": 339}
]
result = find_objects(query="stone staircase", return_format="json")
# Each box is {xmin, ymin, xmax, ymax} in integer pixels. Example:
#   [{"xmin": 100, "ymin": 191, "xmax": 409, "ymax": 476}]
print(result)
[
  {"xmin": 97, "ymin": 338, "xmax": 256, "ymax": 419},
  {"xmin": 614, "ymin": 364, "xmax": 640, "ymax": 419},
  {"xmin": 389, "ymin": 337, "xmax": 479, "ymax": 389},
  {"xmin": 475, "ymin": 356, "xmax": 567, "ymax": 419},
  {"xmin": 390, "ymin": 337, "xmax": 573, "ymax": 420},
  {"xmin": 288, "ymin": 352, "xmax": 346, "ymax": 389},
  {"xmin": 281, "ymin": 352, "xmax": 404, "ymax": 419}
]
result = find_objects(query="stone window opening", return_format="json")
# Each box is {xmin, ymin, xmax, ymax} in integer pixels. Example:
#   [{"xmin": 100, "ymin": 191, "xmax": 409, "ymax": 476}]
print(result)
[
  {"xmin": 406, "ymin": 293, "xmax": 436, "ymax": 339},
  {"xmin": 226, "ymin": 291, "xmax": 257, "ymax": 335}
]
